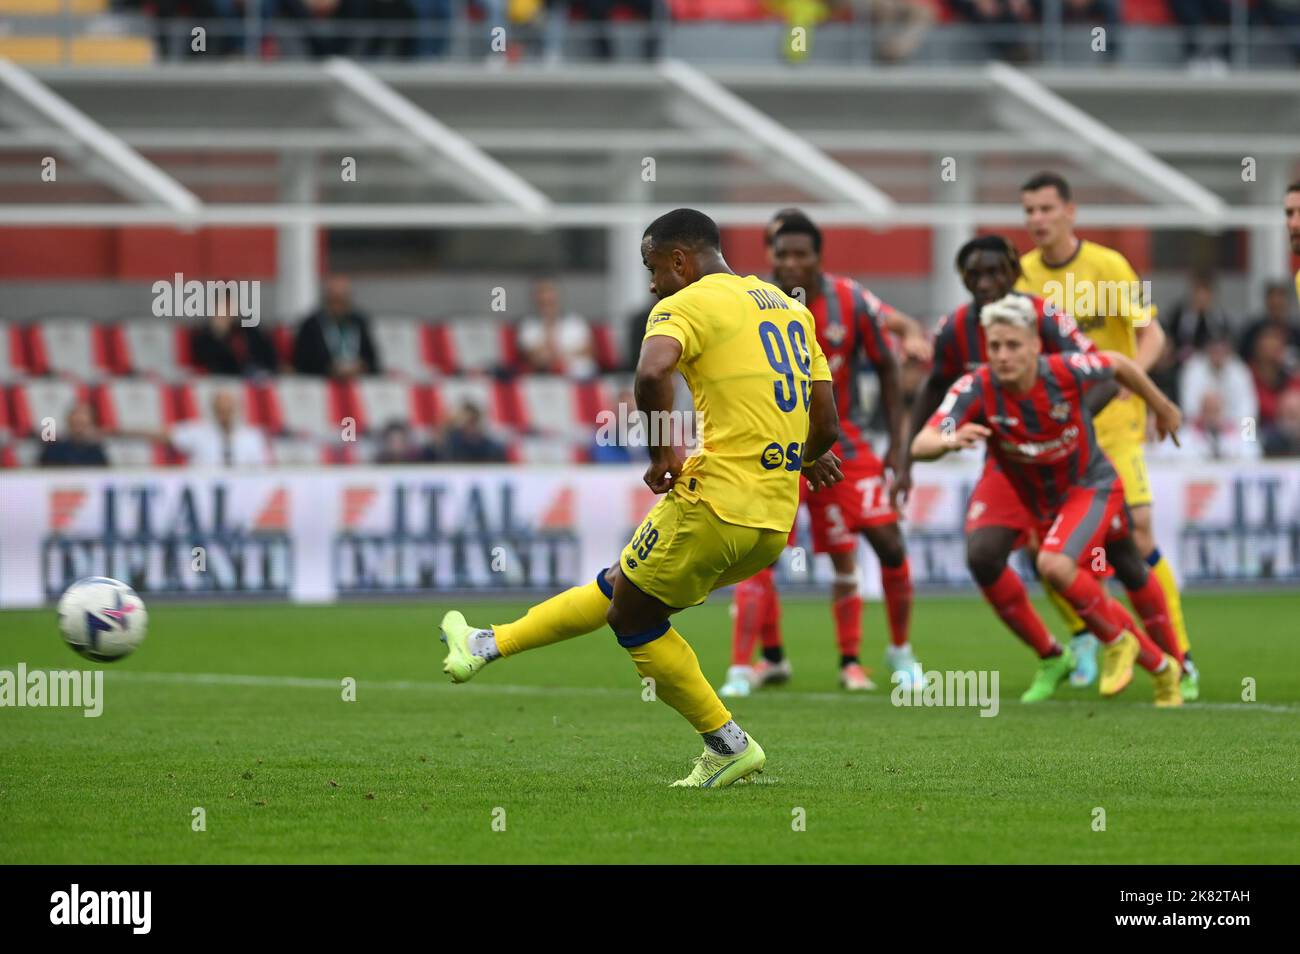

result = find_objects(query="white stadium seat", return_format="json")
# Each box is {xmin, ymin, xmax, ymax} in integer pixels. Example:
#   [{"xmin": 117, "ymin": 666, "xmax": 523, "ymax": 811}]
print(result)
[
  {"xmin": 11, "ymin": 379, "xmax": 84, "ymax": 437},
  {"xmin": 371, "ymin": 318, "xmax": 432, "ymax": 378},
  {"xmin": 30, "ymin": 320, "xmax": 105, "ymax": 379},
  {"xmin": 99, "ymin": 379, "xmax": 172, "ymax": 433},
  {"xmin": 270, "ymin": 378, "xmax": 342, "ymax": 439},
  {"xmin": 121, "ymin": 322, "xmax": 185, "ymax": 377}
]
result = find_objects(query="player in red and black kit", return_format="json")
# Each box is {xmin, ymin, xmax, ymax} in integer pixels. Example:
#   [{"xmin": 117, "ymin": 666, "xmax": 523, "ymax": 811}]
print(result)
[
  {"xmin": 721, "ymin": 212, "xmax": 927, "ymax": 695},
  {"xmin": 906, "ymin": 235, "xmax": 1124, "ymax": 692},
  {"xmin": 912, "ymin": 294, "xmax": 1184, "ymax": 705}
]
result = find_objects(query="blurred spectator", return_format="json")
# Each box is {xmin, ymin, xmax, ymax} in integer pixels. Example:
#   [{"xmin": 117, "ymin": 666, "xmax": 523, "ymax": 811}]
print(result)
[
  {"xmin": 1174, "ymin": 390, "xmax": 1260, "ymax": 460},
  {"xmin": 1247, "ymin": 324, "xmax": 1300, "ymax": 432},
  {"xmin": 169, "ymin": 391, "xmax": 270, "ymax": 467},
  {"xmin": 1163, "ymin": 270, "xmax": 1234, "ymax": 358},
  {"xmin": 623, "ymin": 296, "xmax": 657, "ymax": 373},
  {"xmin": 1254, "ymin": 0, "xmax": 1300, "ymax": 64},
  {"xmin": 1149, "ymin": 332, "xmax": 1182, "ymax": 405},
  {"xmin": 1168, "ymin": 0, "xmax": 1231, "ymax": 70},
  {"xmin": 1238, "ymin": 280, "xmax": 1299, "ymax": 366},
  {"xmin": 293, "ymin": 275, "xmax": 380, "ymax": 379},
  {"xmin": 1179, "ymin": 331, "xmax": 1257, "ymax": 430},
  {"xmin": 949, "ymin": 0, "xmax": 1036, "ymax": 63},
  {"xmin": 191, "ymin": 299, "xmax": 279, "ymax": 376},
  {"xmin": 859, "ymin": 0, "xmax": 935, "ymax": 63},
  {"xmin": 582, "ymin": 0, "xmax": 661, "ymax": 60},
  {"xmin": 441, "ymin": 402, "xmax": 507, "ymax": 462},
  {"xmin": 1264, "ymin": 388, "xmax": 1300, "ymax": 456},
  {"xmin": 518, "ymin": 278, "xmax": 596, "ymax": 378},
  {"xmin": 375, "ymin": 420, "xmax": 438, "ymax": 463},
  {"xmin": 38, "ymin": 403, "xmax": 108, "ymax": 468}
]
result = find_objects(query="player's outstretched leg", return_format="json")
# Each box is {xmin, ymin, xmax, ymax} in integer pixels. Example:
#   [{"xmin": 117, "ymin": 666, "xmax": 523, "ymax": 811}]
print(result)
[
  {"xmin": 1037, "ymin": 552, "xmax": 1181, "ymax": 707},
  {"xmin": 438, "ymin": 571, "xmax": 614, "ymax": 682},
  {"xmin": 864, "ymin": 524, "xmax": 921, "ymax": 690},
  {"xmin": 608, "ymin": 569, "xmax": 765, "ymax": 788}
]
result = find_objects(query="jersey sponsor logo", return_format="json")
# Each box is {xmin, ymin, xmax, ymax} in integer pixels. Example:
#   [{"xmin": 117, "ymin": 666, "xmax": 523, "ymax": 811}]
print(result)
[
  {"xmin": 761, "ymin": 442, "xmax": 786, "ymax": 470},
  {"xmin": 760, "ymin": 441, "xmax": 805, "ymax": 471},
  {"xmin": 1049, "ymin": 402, "xmax": 1071, "ymax": 422},
  {"xmin": 990, "ymin": 415, "xmax": 1020, "ymax": 427},
  {"xmin": 998, "ymin": 425, "xmax": 1080, "ymax": 460},
  {"xmin": 647, "ymin": 311, "xmax": 672, "ymax": 327}
]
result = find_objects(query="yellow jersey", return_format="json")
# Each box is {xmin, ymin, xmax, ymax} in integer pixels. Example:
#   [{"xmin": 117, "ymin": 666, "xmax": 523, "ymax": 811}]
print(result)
[
  {"xmin": 1017, "ymin": 239, "xmax": 1155, "ymax": 441},
  {"xmin": 643, "ymin": 272, "xmax": 832, "ymax": 533}
]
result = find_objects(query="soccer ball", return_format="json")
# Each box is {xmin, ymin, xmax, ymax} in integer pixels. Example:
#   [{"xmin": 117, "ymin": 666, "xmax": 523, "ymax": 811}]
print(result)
[{"xmin": 57, "ymin": 577, "xmax": 148, "ymax": 662}]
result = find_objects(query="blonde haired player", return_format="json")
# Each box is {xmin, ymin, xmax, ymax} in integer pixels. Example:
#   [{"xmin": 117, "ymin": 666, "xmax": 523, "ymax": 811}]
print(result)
[
  {"xmin": 1016, "ymin": 171, "xmax": 1198, "ymax": 701},
  {"xmin": 438, "ymin": 209, "xmax": 842, "ymax": 788}
]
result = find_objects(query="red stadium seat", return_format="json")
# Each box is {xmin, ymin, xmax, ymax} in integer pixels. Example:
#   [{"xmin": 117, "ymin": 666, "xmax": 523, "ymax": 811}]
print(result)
[
  {"xmin": 116, "ymin": 322, "xmax": 189, "ymax": 377},
  {"xmin": 26, "ymin": 320, "xmax": 115, "ymax": 379},
  {"xmin": 515, "ymin": 376, "xmax": 601, "ymax": 440},
  {"xmin": 591, "ymin": 323, "xmax": 621, "ymax": 372},
  {"xmin": 0, "ymin": 321, "xmax": 27, "ymax": 376},
  {"xmin": 371, "ymin": 317, "xmax": 437, "ymax": 378},
  {"xmin": 94, "ymin": 379, "xmax": 177, "ymax": 434},
  {"xmin": 431, "ymin": 376, "xmax": 512, "ymax": 431},
  {"xmin": 9, "ymin": 379, "xmax": 90, "ymax": 437},
  {"xmin": 263, "ymin": 377, "xmax": 349, "ymax": 439}
]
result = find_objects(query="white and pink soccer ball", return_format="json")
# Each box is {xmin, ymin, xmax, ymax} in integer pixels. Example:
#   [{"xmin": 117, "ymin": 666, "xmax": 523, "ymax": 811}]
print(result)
[{"xmin": 57, "ymin": 576, "xmax": 148, "ymax": 662}]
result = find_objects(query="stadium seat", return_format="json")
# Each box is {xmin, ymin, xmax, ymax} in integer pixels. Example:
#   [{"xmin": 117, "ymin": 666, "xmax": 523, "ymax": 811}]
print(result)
[
  {"xmin": 27, "ymin": 320, "xmax": 116, "ymax": 380},
  {"xmin": 0, "ymin": 321, "xmax": 26, "ymax": 377},
  {"xmin": 431, "ymin": 376, "xmax": 510, "ymax": 429},
  {"xmin": 435, "ymin": 320, "xmax": 514, "ymax": 374},
  {"xmin": 9, "ymin": 379, "xmax": 89, "ymax": 437},
  {"xmin": 515, "ymin": 435, "xmax": 585, "ymax": 465},
  {"xmin": 515, "ymin": 376, "xmax": 598, "ymax": 439},
  {"xmin": 103, "ymin": 438, "xmax": 166, "ymax": 468},
  {"xmin": 371, "ymin": 318, "xmax": 436, "ymax": 378},
  {"xmin": 264, "ymin": 378, "xmax": 349, "ymax": 439},
  {"xmin": 591, "ymin": 323, "xmax": 622, "ymax": 371},
  {"xmin": 271, "ymin": 437, "xmax": 326, "ymax": 466},
  {"xmin": 94, "ymin": 379, "xmax": 175, "ymax": 434},
  {"xmin": 116, "ymin": 322, "xmax": 189, "ymax": 377},
  {"xmin": 348, "ymin": 378, "xmax": 434, "ymax": 434}
]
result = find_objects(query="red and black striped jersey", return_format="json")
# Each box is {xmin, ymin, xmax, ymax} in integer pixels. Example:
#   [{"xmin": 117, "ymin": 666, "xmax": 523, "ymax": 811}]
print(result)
[
  {"xmin": 805, "ymin": 273, "xmax": 892, "ymax": 460},
  {"xmin": 932, "ymin": 292, "xmax": 1094, "ymax": 384},
  {"xmin": 927, "ymin": 352, "xmax": 1119, "ymax": 520}
]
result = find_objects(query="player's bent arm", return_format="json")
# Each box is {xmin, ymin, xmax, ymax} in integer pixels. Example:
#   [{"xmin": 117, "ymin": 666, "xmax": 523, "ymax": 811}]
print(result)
[
  {"xmin": 1133, "ymin": 316, "xmax": 1166, "ymax": 372},
  {"xmin": 635, "ymin": 334, "xmax": 686, "ymax": 492},
  {"xmin": 1102, "ymin": 350, "xmax": 1181, "ymax": 441},
  {"xmin": 911, "ymin": 425, "xmax": 951, "ymax": 462},
  {"xmin": 804, "ymin": 379, "xmax": 839, "ymax": 462},
  {"xmin": 1083, "ymin": 378, "xmax": 1120, "ymax": 415}
]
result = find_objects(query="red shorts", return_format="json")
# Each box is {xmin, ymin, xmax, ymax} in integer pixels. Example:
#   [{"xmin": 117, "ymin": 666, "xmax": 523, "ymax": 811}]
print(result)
[
  {"xmin": 792, "ymin": 449, "xmax": 897, "ymax": 554},
  {"xmin": 1039, "ymin": 482, "xmax": 1130, "ymax": 565},
  {"xmin": 964, "ymin": 461, "xmax": 1037, "ymax": 547}
]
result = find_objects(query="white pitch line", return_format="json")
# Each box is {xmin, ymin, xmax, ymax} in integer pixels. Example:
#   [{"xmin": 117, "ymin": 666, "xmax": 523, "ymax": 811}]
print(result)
[{"xmin": 94, "ymin": 670, "xmax": 1300, "ymax": 714}]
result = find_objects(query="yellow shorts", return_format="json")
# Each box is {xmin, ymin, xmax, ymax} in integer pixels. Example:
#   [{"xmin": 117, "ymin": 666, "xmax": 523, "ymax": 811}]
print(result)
[
  {"xmin": 619, "ymin": 491, "xmax": 787, "ymax": 609},
  {"xmin": 1098, "ymin": 435, "xmax": 1152, "ymax": 508}
]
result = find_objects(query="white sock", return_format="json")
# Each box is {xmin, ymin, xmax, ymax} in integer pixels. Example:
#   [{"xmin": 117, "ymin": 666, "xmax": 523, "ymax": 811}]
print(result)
[
  {"xmin": 469, "ymin": 629, "xmax": 500, "ymax": 661},
  {"xmin": 702, "ymin": 719, "xmax": 748, "ymax": 756}
]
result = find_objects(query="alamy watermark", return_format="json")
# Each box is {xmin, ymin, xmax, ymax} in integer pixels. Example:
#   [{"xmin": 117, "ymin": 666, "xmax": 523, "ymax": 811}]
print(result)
[
  {"xmin": 594, "ymin": 403, "xmax": 698, "ymax": 450},
  {"xmin": 891, "ymin": 669, "xmax": 1000, "ymax": 717},
  {"xmin": 0, "ymin": 664, "xmax": 103, "ymax": 718},
  {"xmin": 1041, "ymin": 274, "xmax": 1153, "ymax": 327},
  {"xmin": 151, "ymin": 273, "xmax": 261, "ymax": 326}
]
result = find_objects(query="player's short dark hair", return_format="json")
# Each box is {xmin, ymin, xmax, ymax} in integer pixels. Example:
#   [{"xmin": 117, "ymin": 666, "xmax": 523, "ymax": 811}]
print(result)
[
  {"xmin": 1288, "ymin": 179, "xmax": 1300, "ymax": 195},
  {"xmin": 643, "ymin": 208, "xmax": 721, "ymax": 253},
  {"xmin": 1021, "ymin": 171, "xmax": 1072, "ymax": 202},
  {"xmin": 765, "ymin": 207, "xmax": 807, "ymax": 245},
  {"xmin": 771, "ymin": 213, "xmax": 822, "ymax": 254},
  {"xmin": 955, "ymin": 234, "xmax": 1021, "ymax": 275}
]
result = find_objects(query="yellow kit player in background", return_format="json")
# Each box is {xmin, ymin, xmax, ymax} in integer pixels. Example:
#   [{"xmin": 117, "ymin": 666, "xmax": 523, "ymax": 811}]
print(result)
[
  {"xmin": 438, "ymin": 208, "xmax": 843, "ymax": 788},
  {"xmin": 1016, "ymin": 171, "xmax": 1199, "ymax": 701}
]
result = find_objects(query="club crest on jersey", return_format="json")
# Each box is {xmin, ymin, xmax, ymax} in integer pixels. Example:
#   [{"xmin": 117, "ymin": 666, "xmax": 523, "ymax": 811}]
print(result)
[
  {"xmin": 823, "ymin": 322, "xmax": 847, "ymax": 346},
  {"xmin": 1049, "ymin": 402, "xmax": 1071, "ymax": 422}
]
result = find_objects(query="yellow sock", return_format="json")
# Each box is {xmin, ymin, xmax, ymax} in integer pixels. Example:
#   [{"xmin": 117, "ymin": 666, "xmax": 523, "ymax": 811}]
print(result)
[
  {"xmin": 494, "ymin": 578, "xmax": 610, "ymax": 656},
  {"xmin": 1149, "ymin": 553, "xmax": 1191, "ymax": 653},
  {"xmin": 625, "ymin": 626, "xmax": 730, "ymax": 734},
  {"xmin": 1042, "ymin": 579, "xmax": 1088, "ymax": 636}
]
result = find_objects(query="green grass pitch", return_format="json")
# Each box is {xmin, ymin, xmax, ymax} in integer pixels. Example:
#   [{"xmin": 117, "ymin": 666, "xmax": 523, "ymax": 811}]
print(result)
[{"xmin": 2, "ymin": 591, "xmax": 1298, "ymax": 864}]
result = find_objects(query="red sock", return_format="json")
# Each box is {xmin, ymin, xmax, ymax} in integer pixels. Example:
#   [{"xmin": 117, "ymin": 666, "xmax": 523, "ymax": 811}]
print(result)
[
  {"xmin": 730, "ymin": 572, "xmax": 765, "ymax": 666},
  {"xmin": 756, "ymin": 567, "xmax": 783, "ymax": 652},
  {"xmin": 832, "ymin": 589, "xmax": 863, "ymax": 659},
  {"xmin": 980, "ymin": 567, "xmax": 1059, "ymax": 658},
  {"xmin": 1060, "ymin": 571, "xmax": 1163, "ymax": 672},
  {"xmin": 879, "ymin": 560, "xmax": 912, "ymax": 648},
  {"xmin": 1128, "ymin": 574, "xmax": 1184, "ymax": 666}
]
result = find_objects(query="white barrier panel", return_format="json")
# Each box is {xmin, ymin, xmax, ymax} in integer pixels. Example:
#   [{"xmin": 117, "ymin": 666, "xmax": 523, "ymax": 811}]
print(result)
[{"xmin": 1, "ymin": 460, "xmax": 1298, "ymax": 608}]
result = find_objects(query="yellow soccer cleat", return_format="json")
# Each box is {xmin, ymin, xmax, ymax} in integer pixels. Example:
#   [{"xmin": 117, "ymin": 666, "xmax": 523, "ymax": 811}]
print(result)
[
  {"xmin": 671, "ymin": 737, "xmax": 766, "ymax": 789},
  {"xmin": 439, "ymin": 610, "xmax": 489, "ymax": 684},
  {"xmin": 1152, "ymin": 655, "xmax": 1184, "ymax": 708},
  {"xmin": 1099, "ymin": 630, "xmax": 1139, "ymax": 698}
]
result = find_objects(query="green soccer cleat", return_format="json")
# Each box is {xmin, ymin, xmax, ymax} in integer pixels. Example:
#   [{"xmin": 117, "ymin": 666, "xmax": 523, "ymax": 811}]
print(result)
[
  {"xmin": 439, "ymin": 610, "xmax": 489, "ymax": 684},
  {"xmin": 1179, "ymin": 658, "xmax": 1200, "ymax": 702},
  {"xmin": 1019, "ymin": 648, "xmax": 1076, "ymax": 704},
  {"xmin": 671, "ymin": 737, "xmax": 766, "ymax": 788}
]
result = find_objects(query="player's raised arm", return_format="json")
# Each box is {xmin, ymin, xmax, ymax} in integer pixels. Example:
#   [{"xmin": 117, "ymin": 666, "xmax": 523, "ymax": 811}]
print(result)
[
  {"xmin": 1099, "ymin": 350, "xmax": 1182, "ymax": 445},
  {"xmin": 911, "ymin": 373, "xmax": 990, "ymax": 461},
  {"xmin": 634, "ymin": 334, "xmax": 685, "ymax": 493}
]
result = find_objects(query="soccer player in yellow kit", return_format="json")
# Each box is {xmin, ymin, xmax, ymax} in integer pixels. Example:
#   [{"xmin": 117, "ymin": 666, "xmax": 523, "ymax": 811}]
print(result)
[
  {"xmin": 438, "ymin": 208, "xmax": 842, "ymax": 788},
  {"xmin": 1287, "ymin": 181, "xmax": 1300, "ymax": 307},
  {"xmin": 1016, "ymin": 171, "xmax": 1199, "ymax": 701}
]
